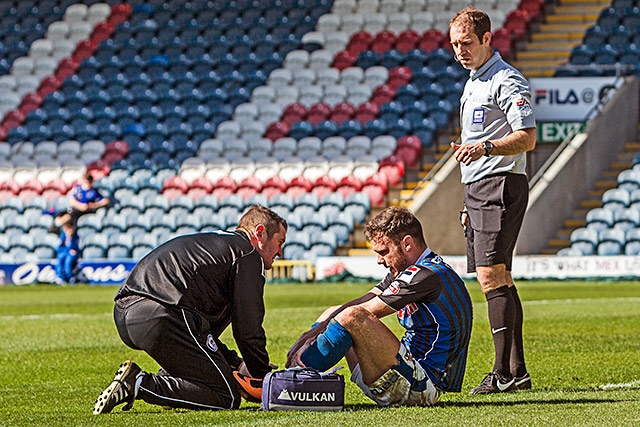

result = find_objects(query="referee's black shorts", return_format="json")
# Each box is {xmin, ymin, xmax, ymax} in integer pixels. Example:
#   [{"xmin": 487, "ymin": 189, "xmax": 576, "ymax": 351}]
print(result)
[{"xmin": 463, "ymin": 173, "xmax": 528, "ymax": 273}]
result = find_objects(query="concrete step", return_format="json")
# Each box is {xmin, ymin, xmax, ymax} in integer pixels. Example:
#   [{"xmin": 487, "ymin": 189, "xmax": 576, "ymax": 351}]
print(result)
[
  {"xmin": 530, "ymin": 31, "xmax": 585, "ymax": 42},
  {"xmin": 545, "ymin": 13, "xmax": 599, "ymax": 24},
  {"xmin": 516, "ymin": 50, "xmax": 572, "ymax": 60},
  {"xmin": 554, "ymin": 5, "xmax": 607, "ymax": 14},
  {"xmin": 524, "ymin": 41, "xmax": 577, "ymax": 51}
]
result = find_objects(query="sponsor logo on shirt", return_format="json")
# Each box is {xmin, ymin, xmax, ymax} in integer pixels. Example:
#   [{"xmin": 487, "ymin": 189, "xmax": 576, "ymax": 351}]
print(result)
[
  {"xmin": 397, "ymin": 302, "xmax": 418, "ymax": 319},
  {"xmin": 396, "ymin": 266, "xmax": 420, "ymax": 284},
  {"xmin": 515, "ymin": 96, "xmax": 533, "ymax": 114}
]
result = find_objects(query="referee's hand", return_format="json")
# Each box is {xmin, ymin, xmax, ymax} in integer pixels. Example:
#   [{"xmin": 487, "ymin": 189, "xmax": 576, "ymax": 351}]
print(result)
[{"xmin": 451, "ymin": 142, "xmax": 484, "ymax": 165}]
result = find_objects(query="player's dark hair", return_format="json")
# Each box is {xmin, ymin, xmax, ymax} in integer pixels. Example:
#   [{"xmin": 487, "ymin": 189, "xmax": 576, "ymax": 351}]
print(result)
[
  {"xmin": 450, "ymin": 6, "xmax": 491, "ymax": 41},
  {"xmin": 364, "ymin": 206, "xmax": 426, "ymax": 247},
  {"xmin": 237, "ymin": 204, "xmax": 288, "ymax": 238}
]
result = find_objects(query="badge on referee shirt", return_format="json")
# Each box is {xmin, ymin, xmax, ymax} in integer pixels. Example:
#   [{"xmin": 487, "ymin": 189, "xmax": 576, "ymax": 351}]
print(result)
[{"xmin": 472, "ymin": 107, "xmax": 485, "ymax": 124}]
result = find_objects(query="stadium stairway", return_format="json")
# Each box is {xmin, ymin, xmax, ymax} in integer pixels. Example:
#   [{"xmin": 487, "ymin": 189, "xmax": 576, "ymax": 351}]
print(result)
[
  {"xmin": 511, "ymin": 0, "xmax": 611, "ymax": 77},
  {"xmin": 542, "ymin": 140, "xmax": 640, "ymax": 254}
]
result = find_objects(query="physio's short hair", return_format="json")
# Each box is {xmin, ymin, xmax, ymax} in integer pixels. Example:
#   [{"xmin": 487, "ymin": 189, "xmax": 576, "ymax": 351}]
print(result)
[
  {"xmin": 450, "ymin": 6, "xmax": 491, "ymax": 41},
  {"xmin": 364, "ymin": 206, "xmax": 426, "ymax": 247},
  {"xmin": 237, "ymin": 205, "xmax": 288, "ymax": 237}
]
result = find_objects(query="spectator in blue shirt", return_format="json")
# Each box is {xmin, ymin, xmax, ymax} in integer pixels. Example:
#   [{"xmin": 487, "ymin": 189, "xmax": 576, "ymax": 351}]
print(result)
[{"xmin": 55, "ymin": 220, "xmax": 81, "ymax": 284}]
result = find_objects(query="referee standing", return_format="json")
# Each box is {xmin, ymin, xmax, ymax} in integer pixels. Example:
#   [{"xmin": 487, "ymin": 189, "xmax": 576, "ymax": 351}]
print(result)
[
  {"xmin": 94, "ymin": 205, "xmax": 287, "ymax": 413},
  {"xmin": 449, "ymin": 7, "xmax": 536, "ymax": 394}
]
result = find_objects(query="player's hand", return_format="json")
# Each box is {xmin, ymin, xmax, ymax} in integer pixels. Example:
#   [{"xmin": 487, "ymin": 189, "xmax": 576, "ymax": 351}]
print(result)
[
  {"xmin": 286, "ymin": 325, "xmax": 323, "ymax": 368},
  {"xmin": 287, "ymin": 339, "xmax": 312, "ymax": 368}
]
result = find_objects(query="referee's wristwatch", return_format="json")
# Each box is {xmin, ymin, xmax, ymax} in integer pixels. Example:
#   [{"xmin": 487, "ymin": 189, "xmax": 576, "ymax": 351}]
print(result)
[{"xmin": 483, "ymin": 140, "xmax": 494, "ymax": 157}]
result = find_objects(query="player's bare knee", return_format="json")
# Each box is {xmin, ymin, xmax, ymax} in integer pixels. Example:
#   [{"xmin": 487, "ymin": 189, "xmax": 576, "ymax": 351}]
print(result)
[{"xmin": 336, "ymin": 306, "xmax": 375, "ymax": 330}]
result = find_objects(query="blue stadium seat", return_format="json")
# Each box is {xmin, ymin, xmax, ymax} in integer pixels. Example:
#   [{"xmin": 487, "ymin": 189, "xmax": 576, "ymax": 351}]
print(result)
[
  {"xmin": 597, "ymin": 228, "xmax": 626, "ymax": 255},
  {"xmin": 613, "ymin": 208, "xmax": 640, "ymax": 231},
  {"xmin": 569, "ymin": 227, "xmax": 599, "ymax": 255},
  {"xmin": 569, "ymin": 45, "xmax": 595, "ymax": 65},
  {"xmin": 585, "ymin": 207, "xmax": 614, "ymax": 231},
  {"xmin": 602, "ymin": 188, "xmax": 630, "ymax": 212}
]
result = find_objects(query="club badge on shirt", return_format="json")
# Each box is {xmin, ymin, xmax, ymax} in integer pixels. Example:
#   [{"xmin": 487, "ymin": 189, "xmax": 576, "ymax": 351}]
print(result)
[{"xmin": 206, "ymin": 334, "xmax": 218, "ymax": 352}]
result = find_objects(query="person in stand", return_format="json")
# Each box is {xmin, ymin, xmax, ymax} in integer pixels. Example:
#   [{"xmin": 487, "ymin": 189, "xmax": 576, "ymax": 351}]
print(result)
[
  {"xmin": 51, "ymin": 171, "xmax": 110, "ymax": 233},
  {"xmin": 287, "ymin": 206, "xmax": 473, "ymax": 407},
  {"xmin": 449, "ymin": 6, "xmax": 536, "ymax": 394},
  {"xmin": 93, "ymin": 205, "xmax": 287, "ymax": 414},
  {"xmin": 54, "ymin": 219, "xmax": 81, "ymax": 284}
]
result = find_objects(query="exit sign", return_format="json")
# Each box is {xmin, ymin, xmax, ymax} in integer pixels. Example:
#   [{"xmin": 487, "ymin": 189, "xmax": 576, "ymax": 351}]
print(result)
[{"xmin": 537, "ymin": 122, "xmax": 585, "ymax": 143}]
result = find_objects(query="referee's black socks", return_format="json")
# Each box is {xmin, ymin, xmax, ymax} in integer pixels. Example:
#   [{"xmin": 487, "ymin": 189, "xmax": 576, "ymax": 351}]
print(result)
[{"xmin": 485, "ymin": 286, "xmax": 516, "ymax": 377}]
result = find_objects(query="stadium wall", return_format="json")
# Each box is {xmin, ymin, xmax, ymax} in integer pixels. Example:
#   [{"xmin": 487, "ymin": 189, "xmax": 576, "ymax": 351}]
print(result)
[{"xmin": 518, "ymin": 76, "xmax": 640, "ymax": 254}]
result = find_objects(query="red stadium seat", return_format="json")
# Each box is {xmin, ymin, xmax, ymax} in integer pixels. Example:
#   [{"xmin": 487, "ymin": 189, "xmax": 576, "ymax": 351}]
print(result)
[
  {"xmin": 236, "ymin": 176, "xmax": 263, "ymax": 199},
  {"xmin": 387, "ymin": 66, "xmax": 412, "ymax": 89},
  {"xmin": 1, "ymin": 110, "xmax": 25, "ymax": 129},
  {"xmin": 370, "ymin": 30, "xmax": 396, "ymax": 54},
  {"xmin": 492, "ymin": 28, "xmax": 514, "ymax": 60},
  {"xmin": 419, "ymin": 29, "xmax": 445, "ymax": 52},
  {"xmin": 285, "ymin": 175, "xmax": 312, "ymax": 199},
  {"xmin": 265, "ymin": 121, "xmax": 290, "ymax": 141},
  {"xmin": 86, "ymin": 160, "xmax": 110, "ymax": 180},
  {"xmin": 19, "ymin": 179, "xmax": 44, "ymax": 198},
  {"xmin": 73, "ymin": 39, "xmax": 97, "ymax": 62},
  {"xmin": 332, "ymin": 50, "xmax": 356, "ymax": 71},
  {"xmin": 282, "ymin": 103, "xmax": 307, "ymax": 125},
  {"xmin": 261, "ymin": 175, "xmax": 287, "ymax": 199},
  {"xmin": 90, "ymin": 21, "xmax": 115, "ymax": 44},
  {"xmin": 519, "ymin": 0, "xmax": 544, "ymax": 22},
  {"xmin": 211, "ymin": 176, "xmax": 237, "ymax": 199},
  {"xmin": 395, "ymin": 30, "xmax": 420, "ymax": 53},
  {"xmin": 354, "ymin": 101, "xmax": 380, "ymax": 122},
  {"xmin": 306, "ymin": 103, "xmax": 332, "ymax": 125},
  {"xmin": 336, "ymin": 174, "xmax": 362, "ymax": 198},
  {"xmin": 187, "ymin": 176, "xmax": 214, "ymax": 199},
  {"xmin": 109, "ymin": 3, "xmax": 133, "ymax": 25},
  {"xmin": 378, "ymin": 155, "xmax": 405, "ymax": 186},
  {"xmin": 19, "ymin": 93, "xmax": 44, "ymax": 116},
  {"xmin": 361, "ymin": 172, "xmax": 388, "ymax": 206},
  {"xmin": 0, "ymin": 179, "xmax": 20, "ymax": 195},
  {"xmin": 505, "ymin": 10, "xmax": 530, "ymax": 41},
  {"xmin": 330, "ymin": 102, "xmax": 356, "ymax": 125},
  {"xmin": 37, "ymin": 75, "xmax": 62, "ymax": 97},
  {"xmin": 347, "ymin": 31, "xmax": 373, "ymax": 55},
  {"xmin": 55, "ymin": 57, "xmax": 80, "ymax": 80},
  {"xmin": 310, "ymin": 175, "xmax": 337, "ymax": 199},
  {"xmin": 161, "ymin": 175, "xmax": 189, "ymax": 200}
]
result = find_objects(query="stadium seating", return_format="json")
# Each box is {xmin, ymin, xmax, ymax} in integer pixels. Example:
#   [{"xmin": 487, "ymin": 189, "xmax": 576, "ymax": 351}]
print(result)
[{"xmin": 0, "ymin": 0, "xmax": 558, "ymax": 264}]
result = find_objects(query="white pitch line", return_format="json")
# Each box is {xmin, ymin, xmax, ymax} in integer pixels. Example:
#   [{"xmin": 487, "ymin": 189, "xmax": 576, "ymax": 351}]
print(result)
[
  {"xmin": 599, "ymin": 379, "xmax": 640, "ymax": 390},
  {"xmin": 524, "ymin": 297, "xmax": 640, "ymax": 306},
  {"xmin": 0, "ymin": 313, "xmax": 111, "ymax": 321}
]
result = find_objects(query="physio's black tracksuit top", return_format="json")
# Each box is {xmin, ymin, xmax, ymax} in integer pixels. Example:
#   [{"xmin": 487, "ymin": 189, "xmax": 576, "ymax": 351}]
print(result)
[{"xmin": 115, "ymin": 230, "xmax": 271, "ymax": 378}]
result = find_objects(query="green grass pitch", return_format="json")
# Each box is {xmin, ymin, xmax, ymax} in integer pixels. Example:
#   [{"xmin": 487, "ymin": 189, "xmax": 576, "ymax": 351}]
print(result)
[{"xmin": 1, "ymin": 280, "xmax": 639, "ymax": 426}]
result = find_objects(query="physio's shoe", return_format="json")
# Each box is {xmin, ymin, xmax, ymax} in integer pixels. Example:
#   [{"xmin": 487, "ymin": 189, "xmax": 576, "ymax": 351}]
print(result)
[
  {"xmin": 514, "ymin": 372, "xmax": 532, "ymax": 390},
  {"xmin": 469, "ymin": 371, "xmax": 516, "ymax": 395},
  {"xmin": 93, "ymin": 360, "xmax": 142, "ymax": 414}
]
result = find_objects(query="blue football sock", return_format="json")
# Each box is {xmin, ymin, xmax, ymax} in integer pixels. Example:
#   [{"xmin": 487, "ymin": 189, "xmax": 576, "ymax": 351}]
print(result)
[{"xmin": 301, "ymin": 319, "xmax": 352, "ymax": 371}]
